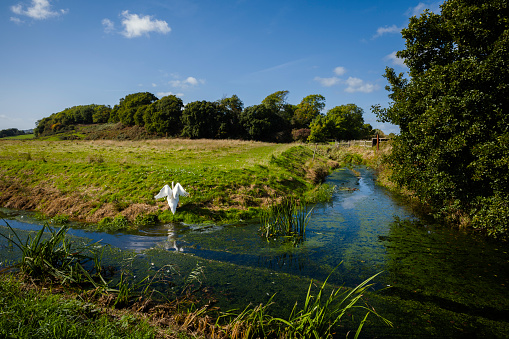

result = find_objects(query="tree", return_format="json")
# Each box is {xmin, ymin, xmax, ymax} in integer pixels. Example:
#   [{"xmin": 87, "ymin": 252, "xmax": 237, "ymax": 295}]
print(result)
[
  {"xmin": 293, "ymin": 94, "xmax": 326, "ymax": 129},
  {"xmin": 240, "ymin": 104, "xmax": 284, "ymax": 141},
  {"xmin": 260, "ymin": 90, "xmax": 294, "ymax": 141},
  {"xmin": 308, "ymin": 111, "xmax": 345, "ymax": 143},
  {"xmin": 92, "ymin": 105, "xmax": 112, "ymax": 123},
  {"xmin": 114, "ymin": 92, "xmax": 158, "ymax": 126},
  {"xmin": 181, "ymin": 101, "xmax": 221, "ymax": 139},
  {"xmin": 144, "ymin": 95, "xmax": 184, "ymax": 136},
  {"xmin": 216, "ymin": 95, "xmax": 244, "ymax": 139},
  {"xmin": 309, "ymin": 104, "xmax": 371, "ymax": 142},
  {"xmin": 262, "ymin": 90, "xmax": 289, "ymax": 112},
  {"xmin": 372, "ymin": 0, "xmax": 509, "ymax": 237}
]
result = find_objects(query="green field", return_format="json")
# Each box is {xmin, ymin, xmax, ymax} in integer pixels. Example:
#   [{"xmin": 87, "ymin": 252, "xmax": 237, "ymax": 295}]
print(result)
[{"xmin": 0, "ymin": 138, "xmax": 336, "ymax": 227}]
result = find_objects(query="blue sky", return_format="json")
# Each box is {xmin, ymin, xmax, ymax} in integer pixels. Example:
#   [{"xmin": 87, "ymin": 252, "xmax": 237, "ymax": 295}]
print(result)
[{"xmin": 0, "ymin": 0, "xmax": 442, "ymax": 133}]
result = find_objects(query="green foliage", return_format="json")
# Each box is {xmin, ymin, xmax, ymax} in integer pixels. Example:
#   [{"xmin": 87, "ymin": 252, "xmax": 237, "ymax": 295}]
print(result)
[
  {"xmin": 0, "ymin": 221, "xmax": 100, "ymax": 285},
  {"xmin": 217, "ymin": 268, "xmax": 391, "ymax": 338},
  {"xmin": 0, "ymin": 274, "xmax": 157, "ymax": 338},
  {"xmin": 305, "ymin": 183, "xmax": 336, "ymax": 204},
  {"xmin": 112, "ymin": 92, "xmax": 158, "ymax": 127},
  {"xmin": 293, "ymin": 94, "xmax": 326, "ymax": 129},
  {"xmin": 308, "ymin": 104, "xmax": 372, "ymax": 142},
  {"xmin": 144, "ymin": 94, "xmax": 184, "ymax": 136},
  {"xmin": 97, "ymin": 215, "xmax": 130, "ymax": 232},
  {"xmin": 260, "ymin": 197, "xmax": 312, "ymax": 245},
  {"xmin": 35, "ymin": 105, "xmax": 112, "ymax": 137},
  {"xmin": 0, "ymin": 128, "xmax": 27, "ymax": 138},
  {"xmin": 276, "ymin": 270, "xmax": 391, "ymax": 339},
  {"xmin": 240, "ymin": 104, "xmax": 287, "ymax": 142},
  {"xmin": 373, "ymin": 0, "xmax": 509, "ymax": 235},
  {"xmin": 181, "ymin": 100, "xmax": 222, "ymax": 139}
]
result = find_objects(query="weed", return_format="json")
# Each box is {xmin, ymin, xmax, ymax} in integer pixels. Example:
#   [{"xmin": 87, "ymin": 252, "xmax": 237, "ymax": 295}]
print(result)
[
  {"xmin": 215, "ymin": 267, "xmax": 392, "ymax": 338},
  {"xmin": 50, "ymin": 214, "xmax": 70, "ymax": 225},
  {"xmin": 260, "ymin": 197, "xmax": 313, "ymax": 246},
  {"xmin": 0, "ymin": 220, "xmax": 102, "ymax": 285}
]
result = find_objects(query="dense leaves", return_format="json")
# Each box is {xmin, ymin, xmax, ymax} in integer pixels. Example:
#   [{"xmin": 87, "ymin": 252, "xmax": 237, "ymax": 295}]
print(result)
[
  {"xmin": 144, "ymin": 95, "xmax": 184, "ymax": 136},
  {"xmin": 373, "ymin": 0, "xmax": 509, "ymax": 237},
  {"xmin": 309, "ymin": 104, "xmax": 373, "ymax": 142},
  {"xmin": 34, "ymin": 90, "xmax": 378, "ymax": 144}
]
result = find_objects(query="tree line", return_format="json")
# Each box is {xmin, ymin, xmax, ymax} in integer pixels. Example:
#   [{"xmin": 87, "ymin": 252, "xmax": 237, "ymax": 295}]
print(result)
[
  {"xmin": 35, "ymin": 91, "xmax": 376, "ymax": 142},
  {"xmin": 0, "ymin": 128, "xmax": 29, "ymax": 138}
]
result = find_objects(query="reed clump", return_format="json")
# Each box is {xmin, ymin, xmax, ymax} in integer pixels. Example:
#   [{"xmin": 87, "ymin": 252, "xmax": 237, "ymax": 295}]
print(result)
[{"xmin": 260, "ymin": 197, "xmax": 313, "ymax": 245}]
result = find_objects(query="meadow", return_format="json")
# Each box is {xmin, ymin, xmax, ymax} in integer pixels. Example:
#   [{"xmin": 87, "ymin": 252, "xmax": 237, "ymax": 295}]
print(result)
[{"xmin": 0, "ymin": 138, "xmax": 339, "ymax": 229}]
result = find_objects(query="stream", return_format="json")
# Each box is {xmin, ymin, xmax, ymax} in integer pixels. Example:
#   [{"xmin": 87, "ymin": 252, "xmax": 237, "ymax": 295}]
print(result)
[{"xmin": 1, "ymin": 167, "xmax": 508, "ymax": 338}]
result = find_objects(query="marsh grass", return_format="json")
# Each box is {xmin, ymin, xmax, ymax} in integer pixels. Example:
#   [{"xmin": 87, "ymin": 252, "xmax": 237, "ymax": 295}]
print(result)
[
  {"xmin": 0, "ymin": 220, "xmax": 102, "ymax": 285},
  {"xmin": 276, "ymin": 270, "xmax": 392, "ymax": 338},
  {"xmin": 260, "ymin": 197, "xmax": 313, "ymax": 245},
  {"xmin": 215, "ymin": 268, "xmax": 391, "ymax": 338}
]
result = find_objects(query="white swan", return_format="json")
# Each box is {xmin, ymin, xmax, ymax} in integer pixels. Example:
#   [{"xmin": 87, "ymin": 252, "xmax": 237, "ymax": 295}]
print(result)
[{"xmin": 155, "ymin": 182, "xmax": 189, "ymax": 214}]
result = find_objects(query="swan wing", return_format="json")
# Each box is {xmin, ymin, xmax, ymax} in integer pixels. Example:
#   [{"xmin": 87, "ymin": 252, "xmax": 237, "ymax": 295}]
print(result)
[
  {"xmin": 173, "ymin": 183, "xmax": 189, "ymax": 198},
  {"xmin": 154, "ymin": 184, "xmax": 171, "ymax": 199}
]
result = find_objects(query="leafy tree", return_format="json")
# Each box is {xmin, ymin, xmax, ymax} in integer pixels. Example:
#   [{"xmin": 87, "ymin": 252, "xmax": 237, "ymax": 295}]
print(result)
[
  {"xmin": 293, "ymin": 94, "xmax": 326, "ymax": 129},
  {"xmin": 260, "ymin": 90, "xmax": 294, "ymax": 141},
  {"xmin": 216, "ymin": 95, "xmax": 244, "ymax": 139},
  {"xmin": 240, "ymin": 104, "xmax": 285, "ymax": 141},
  {"xmin": 0, "ymin": 128, "xmax": 25, "ymax": 138},
  {"xmin": 262, "ymin": 90, "xmax": 290, "ymax": 112},
  {"xmin": 309, "ymin": 104, "xmax": 371, "ymax": 142},
  {"xmin": 92, "ymin": 105, "xmax": 112, "ymax": 123},
  {"xmin": 308, "ymin": 111, "xmax": 345, "ymax": 143},
  {"xmin": 372, "ymin": 0, "xmax": 509, "ymax": 237},
  {"xmin": 181, "ymin": 101, "xmax": 222, "ymax": 139},
  {"xmin": 144, "ymin": 95, "xmax": 184, "ymax": 136},
  {"xmin": 113, "ymin": 92, "xmax": 158, "ymax": 126}
]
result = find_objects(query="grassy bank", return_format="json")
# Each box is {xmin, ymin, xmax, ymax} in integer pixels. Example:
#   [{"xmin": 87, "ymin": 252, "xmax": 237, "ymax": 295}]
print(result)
[{"xmin": 0, "ymin": 139, "xmax": 337, "ymax": 227}]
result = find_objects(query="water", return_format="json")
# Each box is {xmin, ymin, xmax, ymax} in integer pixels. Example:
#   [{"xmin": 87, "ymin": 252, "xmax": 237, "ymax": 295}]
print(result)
[{"xmin": 1, "ymin": 167, "xmax": 508, "ymax": 338}]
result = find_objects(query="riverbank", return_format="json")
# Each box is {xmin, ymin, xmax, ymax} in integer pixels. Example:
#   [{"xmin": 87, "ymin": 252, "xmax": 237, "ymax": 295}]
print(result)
[{"xmin": 0, "ymin": 139, "xmax": 341, "ymax": 228}]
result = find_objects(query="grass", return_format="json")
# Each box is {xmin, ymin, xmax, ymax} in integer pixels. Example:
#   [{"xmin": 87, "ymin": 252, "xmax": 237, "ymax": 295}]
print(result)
[
  {"xmin": 0, "ymin": 220, "xmax": 101, "ymax": 285},
  {"xmin": 0, "ymin": 274, "xmax": 163, "ymax": 339},
  {"xmin": 0, "ymin": 222, "xmax": 391, "ymax": 338},
  {"xmin": 213, "ymin": 267, "xmax": 391, "ymax": 338},
  {"xmin": 1, "ymin": 133, "xmax": 35, "ymax": 140},
  {"xmin": 260, "ymin": 196, "xmax": 313, "ymax": 245},
  {"xmin": 0, "ymin": 139, "xmax": 333, "ymax": 227}
]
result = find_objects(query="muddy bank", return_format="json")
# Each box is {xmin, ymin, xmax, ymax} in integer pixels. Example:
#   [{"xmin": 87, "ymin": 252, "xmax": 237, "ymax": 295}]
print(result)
[{"xmin": 0, "ymin": 179, "xmax": 160, "ymax": 223}]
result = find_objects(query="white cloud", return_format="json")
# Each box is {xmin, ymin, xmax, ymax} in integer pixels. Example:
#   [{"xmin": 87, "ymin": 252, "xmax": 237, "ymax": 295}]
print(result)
[
  {"xmin": 314, "ymin": 76, "xmax": 340, "ymax": 87},
  {"xmin": 170, "ymin": 76, "xmax": 205, "ymax": 89},
  {"xmin": 385, "ymin": 51, "xmax": 406, "ymax": 67},
  {"xmin": 373, "ymin": 24, "xmax": 401, "ymax": 38},
  {"xmin": 157, "ymin": 91, "xmax": 184, "ymax": 98},
  {"xmin": 102, "ymin": 18, "xmax": 115, "ymax": 33},
  {"xmin": 344, "ymin": 77, "xmax": 377, "ymax": 93},
  {"xmin": 333, "ymin": 66, "xmax": 346, "ymax": 76},
  {"xmin": 120, "ymin": 10, "xmax": 171, "ymax": 38},
  {"xmin": 10, "ymin": 17, "xmax": 24, "ymax": 24},
  {"xmin": 11, "ymin": 0, "xmax": 68, "ymax": 20},
  {"xmin": 408, "ymin": 2, "xmax": 442, "ymax": 16}
]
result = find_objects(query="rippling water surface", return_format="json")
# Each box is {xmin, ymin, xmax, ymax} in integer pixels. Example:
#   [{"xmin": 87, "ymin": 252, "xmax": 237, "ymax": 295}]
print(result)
[{"xmin": 2, "ymin": 167, "xmax": 508, "ymax": 338}]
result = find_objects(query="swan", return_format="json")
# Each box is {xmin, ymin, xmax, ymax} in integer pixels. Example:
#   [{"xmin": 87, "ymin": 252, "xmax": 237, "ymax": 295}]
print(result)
[{"xmin": 155, "ymin": 182, "xmax": 189, "ymax": 214}]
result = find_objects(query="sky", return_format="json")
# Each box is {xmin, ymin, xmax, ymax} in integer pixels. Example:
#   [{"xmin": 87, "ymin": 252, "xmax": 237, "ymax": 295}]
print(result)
[{"xmin": 0, "ymin": 0, "xmax": 443, "ymax": 134}]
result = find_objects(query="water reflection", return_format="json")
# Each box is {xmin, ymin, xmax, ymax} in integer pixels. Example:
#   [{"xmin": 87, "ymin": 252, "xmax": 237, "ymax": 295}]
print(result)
[{"xmin": 2, "ymin": 167, "xmax": 509, "ymax": 337}]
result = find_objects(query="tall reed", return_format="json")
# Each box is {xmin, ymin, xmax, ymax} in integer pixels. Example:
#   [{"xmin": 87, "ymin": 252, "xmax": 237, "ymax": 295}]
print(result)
[
  {"xmin": 0, "ymin": 220, "xmax": 100, "ymax": 285},
  {"xmin": 260, "ymin": 197, "xmax": 313, "ymax": 245}
]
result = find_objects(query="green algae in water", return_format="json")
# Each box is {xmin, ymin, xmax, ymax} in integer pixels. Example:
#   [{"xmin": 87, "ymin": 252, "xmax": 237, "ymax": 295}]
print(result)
[{"xmin": 2, "ymin": 167, "xmax": 509, "ymax": 337}]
